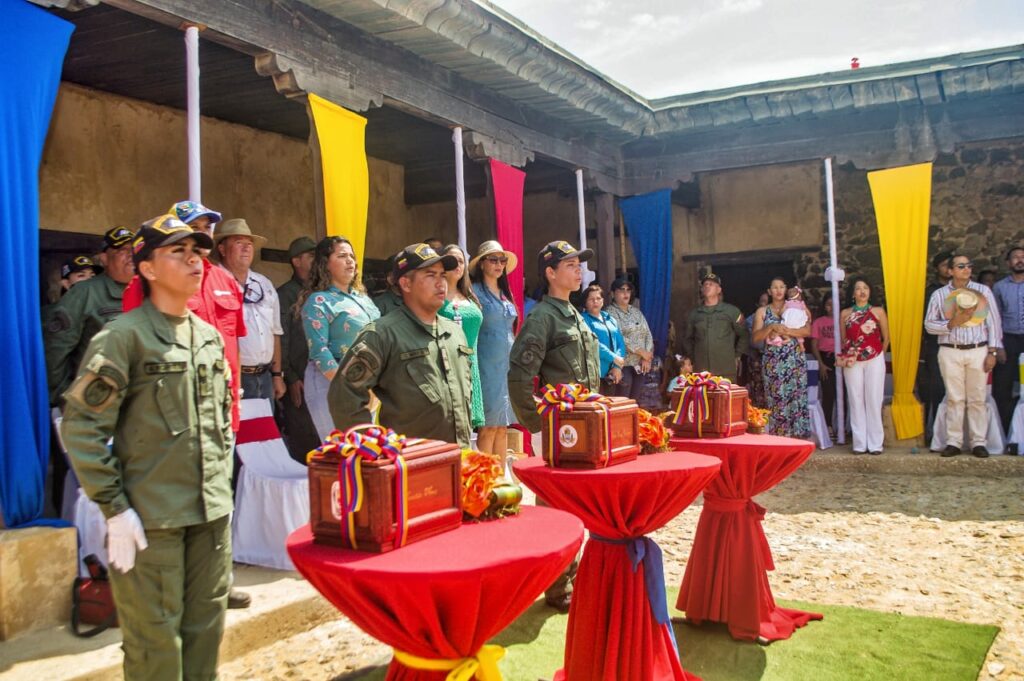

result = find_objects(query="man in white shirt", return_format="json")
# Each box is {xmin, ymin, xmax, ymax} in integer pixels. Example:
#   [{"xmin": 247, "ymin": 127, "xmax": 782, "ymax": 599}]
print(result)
[
  {"xmin": 216, "ymin": 219, "xmax": 286, "ymax": 402},
  {"xmin": 924, "ymin": 253, "xmax": 1003, "ymax": 458}
]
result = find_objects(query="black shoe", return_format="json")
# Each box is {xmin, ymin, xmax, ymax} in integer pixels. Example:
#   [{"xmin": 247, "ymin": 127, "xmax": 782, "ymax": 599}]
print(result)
[
  {"xmin": 1007, "ymin": 443, "xmax": 1018, "ymax": 455},
  {"xmin": 941, "ymin": 445, "xmax": 961, "ymax": 458},
  {"xmin": 869, "ymin": 450, "xmax": 882, "ymax": 456},
  {"xmin": 228, "ymin": 588, "xmax": 251, "ymax": 609},
  {"xmin": 852, "ymin": 450, "xmax": 866, "ymax": 455},
  {"xmin": 971, "ymin": 446, "xmax": 990, "ymax": 458},
  {"xmin": 546, "ymin": 594, "xmax": 571, "ymax": 613}
]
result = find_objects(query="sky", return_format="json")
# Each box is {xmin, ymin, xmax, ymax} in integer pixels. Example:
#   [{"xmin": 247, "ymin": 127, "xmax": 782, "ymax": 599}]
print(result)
[{"xmin": 485, "ymin": 0, "xmax": 1024, "ymax": 99}]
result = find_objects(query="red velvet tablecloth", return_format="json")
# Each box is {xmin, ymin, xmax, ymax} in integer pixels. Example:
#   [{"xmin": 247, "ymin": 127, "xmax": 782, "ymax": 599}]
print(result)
[
  {"xmin": 287, "ymin": 506, "xmax": 583, "ymax": 680},
  {"xmin": 669, "ymin": 433, "xmax": 822, "ymax": 642},
  {"xmin": 514, "ymin": 452, "xmax": 721, "ymax": 681}
]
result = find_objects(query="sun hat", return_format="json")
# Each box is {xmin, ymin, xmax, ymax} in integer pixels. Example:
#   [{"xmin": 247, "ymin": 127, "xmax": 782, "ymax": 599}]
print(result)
[
  {"xmin": 214, "ymin": 218, "xmax": 268, "ymax": 245},
  {"xmin": 469, "ymin": 240, "xmax": 518, "ymax": 275}
]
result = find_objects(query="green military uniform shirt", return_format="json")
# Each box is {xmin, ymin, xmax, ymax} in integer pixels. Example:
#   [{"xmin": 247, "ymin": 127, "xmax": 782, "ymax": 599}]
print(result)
[
  {"xmin": 329, "ymin": 305, "xmax": 474, "ymax": 448},
  {"xmin": 277, "ymin": 275, "xmax": 308, "ymax": 385},
  {"xmin": 44, "ymin": 273, "xmax": 126, "ymax": 405},
  {"xmin": 508, "ymin": 295, "xmax": 601, "ymax": 432},
  {"xmin": 61, "ymin": 301, "xmax": 234, "ymax": 529},
  {"xmin": 372, "ymin": 288, "xmax": 404, "ymax": 317},
  {"xmin": 682, "ymin": 302, "xmax": 750, "ymax": 381}
]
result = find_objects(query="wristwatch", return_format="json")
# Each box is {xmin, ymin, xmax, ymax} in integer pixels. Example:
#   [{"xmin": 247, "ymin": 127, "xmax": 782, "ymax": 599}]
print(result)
[{"xmin": 271, "ymin": 371, "xmax": 283, "ymax": 377}]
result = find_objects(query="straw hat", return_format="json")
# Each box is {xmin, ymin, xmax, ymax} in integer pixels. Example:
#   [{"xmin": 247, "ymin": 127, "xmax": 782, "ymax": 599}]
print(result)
[
  {"xmin": 469, "ymin": 240, "xmax": 518, "ymax": 274},
  {"xmin": 214, "ymin": 218, "xmax": 267, "ymax": 245}
]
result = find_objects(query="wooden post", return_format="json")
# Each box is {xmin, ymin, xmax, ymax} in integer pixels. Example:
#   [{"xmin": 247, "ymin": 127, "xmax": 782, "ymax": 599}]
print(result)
[
  {"xmin": 304, "ymin": 99, "xmax": 327, "ymax": 241},
  {"xmin": 594, "ymin": 193, "xmax": 616, "ymax": 286}
]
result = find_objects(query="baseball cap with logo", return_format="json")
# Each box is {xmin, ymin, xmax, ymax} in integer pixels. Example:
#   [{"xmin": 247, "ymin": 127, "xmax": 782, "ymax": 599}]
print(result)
[
  {"xmin": 170, "ymin": 200, "xmax": 223, "ymax": 226},
  {"xmin": 60, "ymin": 255, "xmax": 103, "ymax": 279},
  {"xmin": 103, "ymin": 226, "xmax": 135, "ymax": 251},
  {"xmin": 537, "ymin": 240, "xmax": 593, "ymax": 278},
  {"xmin": 392, "ymin": 243, "xmax": 458, "ymax": 280},
  {"xmin": 132, "ymin": 214, "xmax": 214, "ymax": 265},
  {"xmin": 701, "ymin": 272, "xmax": 722, "ymax": 286}
]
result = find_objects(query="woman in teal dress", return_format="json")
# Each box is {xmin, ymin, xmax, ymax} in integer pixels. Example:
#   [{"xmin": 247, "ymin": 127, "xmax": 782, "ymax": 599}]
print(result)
[
  {"xmin": 438, "ymin": 244, "xmax": 485, "ymax": 429},
  {"xmin": 299, "ymin": 236, "xmax": 380, "ymax": 440}
]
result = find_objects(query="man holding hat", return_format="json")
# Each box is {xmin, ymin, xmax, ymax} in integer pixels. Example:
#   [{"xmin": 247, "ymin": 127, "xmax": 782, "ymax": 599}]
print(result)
[
  {"xmin": 217, "ymin": 218, "xmax": 285, "ymax": 403},
  {"xmin": 45, "ymin": 226, "xmax": 136, "ymax": 404},
  {"xmin": 329, "ymin": 243, "xmax": 474, "ymax": 448},
  {"xmin": 507, "ymin": 240, "xmax": 600, "ymax": 613},
  {"xmin": 277, "ymin": 236, "xmax": 320, "ymax": 459},
  {"xmin": 681, "ymin": 272, "xmax": 749, "ymax": 381},
  {"xmin": 62, "ymin": 214, "xmax": 233, "ymax": 681}
]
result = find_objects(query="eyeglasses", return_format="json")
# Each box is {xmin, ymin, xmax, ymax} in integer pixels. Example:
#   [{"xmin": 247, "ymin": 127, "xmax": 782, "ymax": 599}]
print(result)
[
  {"xmin": 953, "ymin": 262, "xmax": 973, "ymax": 270},
  {"xmin": 484, "ymin": 256, "xmax": 508, "ymax": 265},
  {"xmin": 243, "ymin": 280, "xmax": 264, "ymax": 304}
]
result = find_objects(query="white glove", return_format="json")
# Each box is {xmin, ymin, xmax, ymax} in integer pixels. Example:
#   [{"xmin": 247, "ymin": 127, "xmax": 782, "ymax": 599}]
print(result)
[{"xmin": 106, "ymin": 508, "xmax": 148, "ymax": 574}]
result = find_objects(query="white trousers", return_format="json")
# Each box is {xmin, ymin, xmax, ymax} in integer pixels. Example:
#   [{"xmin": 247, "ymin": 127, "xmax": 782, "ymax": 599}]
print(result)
[
  {"xmin": 304, "ymin": 362, "xmax": 335, "ymax": 442},
  {"xmin": 937, "ymin": 345, "xmax": 990, "ymax": 448},
  {"xmin": 844, "ymin": 353, "xmax": 885, "ymax": 452}
]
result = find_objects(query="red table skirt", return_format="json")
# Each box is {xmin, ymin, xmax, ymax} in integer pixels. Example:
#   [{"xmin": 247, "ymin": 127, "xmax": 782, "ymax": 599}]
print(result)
[
  {"xmin": 515, "ymin": 452, "xmax": 721, "ymax": 680},
  {"xmin": 670, "ymin": 434, "xmax": 822, "ymax": 642},
  {"xmin": 287, "ymin": 506, "xmax": 583, "ymax": 680}
]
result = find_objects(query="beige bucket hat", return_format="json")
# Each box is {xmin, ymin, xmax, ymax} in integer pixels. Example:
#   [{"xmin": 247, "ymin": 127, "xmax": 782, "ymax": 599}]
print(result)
[
  {"xmin": 469, "ymin": 240, "xmax": 518, "ymax": 275},
  {"xmin": 214, "ymin": 218, "xmax": 267, "ymax": 245}
]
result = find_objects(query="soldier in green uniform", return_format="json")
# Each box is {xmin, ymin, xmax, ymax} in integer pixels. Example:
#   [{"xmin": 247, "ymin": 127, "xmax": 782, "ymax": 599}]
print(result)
[
  {"xmin": 329, "ymin": 243, "xmax": 474, "ymax": 448},
  {"xmin": 681, "ymin": 272, "xmax": 750, "ymax": 381},
  {"xmin": 277, "ymin": 236, "xmax": 321, "ymax": 460},
  {"xmin": 507, "ymin": 240, "xmax": 600, "ymax": 611},
  {"xmin": 44, "ymin": 226, "xmax": 136, "ymax": 404},
  {"xmin": 61, "ymin": 215, "xmax": 233, "ymax": 681},
  {"xmin": 372, "ymin": 250, "xmax": 405, "ymax": 316}
]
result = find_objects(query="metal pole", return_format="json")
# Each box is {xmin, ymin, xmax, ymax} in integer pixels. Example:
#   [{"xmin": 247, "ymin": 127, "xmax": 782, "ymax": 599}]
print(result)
[
  {"xmin": 825, "ymin": 158, "xmax": 846, "ymax": 443},
  {"xmin": 575, "ymin": 169, "xmax": 593, "ymax": 285},
  {"xmin": 185, "ymin": 26, "xmax": 201, "ymax": 203},
  {"xmin": 452, "ymin": 126, "xmax": 467, "ymax": 252}
]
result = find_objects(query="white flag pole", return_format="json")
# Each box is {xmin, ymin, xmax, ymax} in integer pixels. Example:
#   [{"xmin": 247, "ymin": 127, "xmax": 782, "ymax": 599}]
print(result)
[
  {"xmin": 825, "ymin": 158, "xmax": 846, "ymax": 444},
  {"xmin": 452, "ymin": 126, "xmax": 467, "ymax": 253},
  {"xmin": 185, "ymin": 26, "xmax": 201, "ymax": 203},
  {"xmin": 575, "ymin": 168, "xmax": 595, "ymax": 286}
]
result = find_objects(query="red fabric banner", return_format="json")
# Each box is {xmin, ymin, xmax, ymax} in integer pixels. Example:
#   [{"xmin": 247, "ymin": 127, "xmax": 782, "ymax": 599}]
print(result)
[
  {"xmin": 235, "ymin": 416, "xmax": 281, "ymax": 445},
  {"xmin": 670, "ymin": 434, "xmax": 822, "ymax": 642},
  {"xmin": 287, "ymin": 506, "xmax": 583, "ymax": 680},
  {"xmin": 514, "ymin": 453, "xmax": 721, "ymax": 681},
  {"xmin": 489, "ymin": 159, "xmax": 526, "ymax": 321}
]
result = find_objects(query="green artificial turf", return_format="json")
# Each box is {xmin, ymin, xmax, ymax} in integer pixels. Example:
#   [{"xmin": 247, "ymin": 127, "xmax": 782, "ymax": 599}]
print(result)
[{"xmin": 339, "ymin": 589, "xmax": 998, "ymax": 681}]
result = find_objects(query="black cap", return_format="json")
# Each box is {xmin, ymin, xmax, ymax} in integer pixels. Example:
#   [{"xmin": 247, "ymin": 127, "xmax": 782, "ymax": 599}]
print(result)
[
  {"xmin": 701, "ymin": 272, "xmax": 722, "ymax": 286},
  {"xmin": 537, "ymin": 240, "xmax": 594, "ymax": 278},
  {"xmin": 132, "ymin": 214, "xmax": 214, "ymax": 265},
  {"xmin": 392, "ymin": 243, "xmax": 458, "ymax": 279},
  {"xmin": 287, "ymin": 236, "xmax": 317, "ymax": 259},
  {"xmin": 103, "ymin": 226, "xmax": 135, "ymax": 251},
  {"xmin": 61, "ymin": 255, "xmax": 103, "ymax": 279}
]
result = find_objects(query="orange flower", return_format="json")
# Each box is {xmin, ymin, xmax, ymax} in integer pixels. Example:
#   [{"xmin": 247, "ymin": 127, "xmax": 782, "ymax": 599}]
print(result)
[
  {"xmin": 638, "ymin": 408, "xmax": 669, "ymax": 454},
  {"xmin": 460, "ymin": 449, "xmax": 505, "ymax": 518}
]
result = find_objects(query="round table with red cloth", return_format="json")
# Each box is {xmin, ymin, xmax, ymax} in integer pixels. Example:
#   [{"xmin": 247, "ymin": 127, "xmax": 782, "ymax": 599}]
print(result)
[
  {"xmin": 286, "ymin": 505, "xmax": 583, "ymax": 680},
  {"xmin": 669, "ymin": 433, "xmax": 822, "ymax": 642},
  {"xmin": 514, "ymin": 452, "xmax": 721, "ymax": 681}
]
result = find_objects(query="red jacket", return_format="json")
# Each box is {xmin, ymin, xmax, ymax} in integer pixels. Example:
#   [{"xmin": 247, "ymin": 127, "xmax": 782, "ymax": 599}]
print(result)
[{"xmin": 123, "ymin": 259, "xmax": 246, "ymax": 431}]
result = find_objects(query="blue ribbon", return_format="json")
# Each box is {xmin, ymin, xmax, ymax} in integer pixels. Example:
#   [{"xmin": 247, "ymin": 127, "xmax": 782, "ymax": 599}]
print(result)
[{"xmin": 590, "ymin": 534, "xmax": 679, "ymax": 656}]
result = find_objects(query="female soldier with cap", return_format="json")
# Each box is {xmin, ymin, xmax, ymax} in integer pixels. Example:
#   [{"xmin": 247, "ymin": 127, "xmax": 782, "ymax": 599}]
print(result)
[{"xmin": 62, "ymin": 215, "xmax": 234, "ymax": 681}]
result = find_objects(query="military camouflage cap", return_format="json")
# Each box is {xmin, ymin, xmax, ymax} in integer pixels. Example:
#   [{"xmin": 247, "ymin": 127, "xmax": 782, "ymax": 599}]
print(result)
[
  {"xmin": 392, "ymin": 243, "xmax": 458, "ymax": 279},
  {"xmin": 103, "ymin": 226, "xmax": 135, "ymax": 251},
  {"xmin": 537, "ymin": 240, "xmax": 593, "ymax": 278}
]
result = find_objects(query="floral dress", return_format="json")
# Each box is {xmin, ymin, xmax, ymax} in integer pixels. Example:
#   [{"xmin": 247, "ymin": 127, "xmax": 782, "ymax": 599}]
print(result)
[
  {"xmin": 761, "ymin": 306, "xmax": 810, "ymax": 438},
  {"xmin": 439, "ymin": 297, "xmax": 485, "ymax": 428}
]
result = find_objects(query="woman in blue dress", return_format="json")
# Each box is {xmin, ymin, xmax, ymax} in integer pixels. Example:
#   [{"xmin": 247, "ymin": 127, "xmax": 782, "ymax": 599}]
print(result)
[
  {"xmin": 469, "ymin": 240, "xmax": 519, "ymax": 457},
  {"xmin": 580, "ymin": 283, "xmax": 627, "ymax": 393},
  {"xmin": 299, "ymin": 236, "xmax": 380, "ymax": 440}
]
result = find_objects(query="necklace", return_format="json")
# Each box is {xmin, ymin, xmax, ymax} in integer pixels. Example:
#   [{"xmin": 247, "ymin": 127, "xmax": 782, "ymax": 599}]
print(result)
[{"xmin": 852, "ymin": 302, "xmax": 870, "ymax": 312}]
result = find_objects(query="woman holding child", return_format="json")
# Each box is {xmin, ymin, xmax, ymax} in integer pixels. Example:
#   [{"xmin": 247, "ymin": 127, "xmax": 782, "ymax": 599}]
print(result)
[{"xmin": 752, "ymin": 277, "xmax": 811, "ymax": 438}]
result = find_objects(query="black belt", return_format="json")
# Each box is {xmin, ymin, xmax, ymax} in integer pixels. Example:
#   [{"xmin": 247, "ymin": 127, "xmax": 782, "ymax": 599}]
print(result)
[
  {"xmin": 241, "ymin": 364, "xmax": 271, "ymax": 375},
  {"xmin": 939, "ymin": 342, "xmax": 986, "ymax": 350}
]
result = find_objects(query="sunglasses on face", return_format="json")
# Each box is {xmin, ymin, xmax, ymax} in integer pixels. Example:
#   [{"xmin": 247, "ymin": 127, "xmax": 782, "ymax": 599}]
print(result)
[
  {"xmin": 484, "ymin": 256, "xmax": 508, "ymax": 265},
  {"xmin": 953, "ymin": 262, "xmax": 973, "ymax": 270}
]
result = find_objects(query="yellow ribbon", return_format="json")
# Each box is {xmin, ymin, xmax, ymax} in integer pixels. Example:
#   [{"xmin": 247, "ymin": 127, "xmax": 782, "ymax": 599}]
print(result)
[{"xmin": 393, "ymin": 645, "xmax": 505, "ymax": 681}]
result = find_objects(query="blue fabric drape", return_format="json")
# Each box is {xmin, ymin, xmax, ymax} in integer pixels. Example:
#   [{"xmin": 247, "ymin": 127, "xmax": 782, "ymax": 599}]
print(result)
[
  {"xmin": 0, "ymin": 1, "xmax": 73, "ymax": 527},
  {"xmin": 620, "ymin": 189, "xmax": 673, "ymax": 356}
]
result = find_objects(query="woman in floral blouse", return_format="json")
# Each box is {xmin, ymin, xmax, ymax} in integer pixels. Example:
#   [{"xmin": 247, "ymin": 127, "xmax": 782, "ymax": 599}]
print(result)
[
  {"xmin": 299, "ymin": 236, "xmax": 380, "ymax": 439},
  {"xmin": 605, "ymin": 276, "xmax": 654, "ymax": 400},
  {"xmin": 838, "ymin": 276, "xmax": 890, "ymax": 455}
]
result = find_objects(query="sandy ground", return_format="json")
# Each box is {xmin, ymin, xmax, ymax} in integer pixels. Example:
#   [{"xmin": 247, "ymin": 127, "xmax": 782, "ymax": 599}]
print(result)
[{"xmin": 217, "ymin": 458, "xmax": 1024, "ymax": 681}]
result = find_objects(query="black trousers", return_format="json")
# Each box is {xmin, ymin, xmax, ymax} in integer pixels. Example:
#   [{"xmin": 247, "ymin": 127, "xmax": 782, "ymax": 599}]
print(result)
[
  {"xmin": 993, "ymin": 333, "xmax": 1024, "ymax": 434},
  {"xmin": 818, "ymin": 352, "xmax": 837, "ymax": 430},
  {"xmin": 920, "ymin": 344, "xmax": 946, "ymax": 439}
]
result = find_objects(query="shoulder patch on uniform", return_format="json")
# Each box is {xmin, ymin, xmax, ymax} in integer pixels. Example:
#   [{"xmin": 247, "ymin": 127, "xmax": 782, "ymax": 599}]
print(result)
[
  {"xmin": 513, "ymin": 336, "xmax": 544, "ymax": 367},
  {"xmin": 340, "ymin": 342, "xmax": 382, "ymax": 389},
  {"xmin": 144, "ymin": 362, "xmax": 188, "ymax": 375},
  {"xmin": 65, "ymin": 370, "xmax": 122, "ymax": 413},
  {"xmin": 46, "ymin": 309, "xmax": 72, "ymax": 334}
]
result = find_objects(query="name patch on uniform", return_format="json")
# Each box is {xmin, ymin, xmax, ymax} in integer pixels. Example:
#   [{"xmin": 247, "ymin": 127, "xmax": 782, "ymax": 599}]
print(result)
[{"xmin": 144, "ymin": 362, "xmax": 187, "ymax": 374}]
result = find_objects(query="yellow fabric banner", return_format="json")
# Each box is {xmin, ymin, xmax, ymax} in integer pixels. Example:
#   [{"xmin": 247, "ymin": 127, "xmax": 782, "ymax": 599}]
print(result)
[
  {"xmin": 308, "ymin": 93, "xmax": 369, "ymax": 268},
  {"xmin": 868, "ymin": 162, "xmax": 932, "ymax": 440}
]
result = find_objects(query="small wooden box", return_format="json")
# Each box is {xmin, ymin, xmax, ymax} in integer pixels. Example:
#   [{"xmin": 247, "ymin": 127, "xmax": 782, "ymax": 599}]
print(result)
[
  {"xmin": 540, "ymin": 397, "xmax": 640, "ymax": 468},
  {"xmin": 670, "ymin": 385, "xmax": 749, "ymax": 438},
  {"xmin": 308, "ymin": 439, "xmax": 463, "ymax": 552}
]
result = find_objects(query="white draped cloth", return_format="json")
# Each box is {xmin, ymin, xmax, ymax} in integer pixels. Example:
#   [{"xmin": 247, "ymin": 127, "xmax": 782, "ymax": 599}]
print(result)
[
  {"xmin": 805, "ymin": 357, "xmax": 833, "ymax": 450},
  {"xmin": 930, "ymin": 386, "xmax": 1006, "ymax": 454}
]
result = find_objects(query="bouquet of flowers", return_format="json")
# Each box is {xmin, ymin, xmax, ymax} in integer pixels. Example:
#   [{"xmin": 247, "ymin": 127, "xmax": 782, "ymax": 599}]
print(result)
[
  {"xmin": 638, "ymin": 408, "xmax": 670, "ymax": 454},
  {"xmin": 747, "ymin": 405, "xmax": 770, "ymax": 433},
  {"xmin": 460, "ymin": 449, "xmax": 522, "ymax": 520}
]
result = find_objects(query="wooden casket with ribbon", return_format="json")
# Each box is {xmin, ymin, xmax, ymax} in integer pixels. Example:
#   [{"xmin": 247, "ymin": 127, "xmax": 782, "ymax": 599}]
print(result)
[
  {"xmin": 670, "ymin": 372, "xmax": 749, "ymax": 438},
  {"xmin": 537, "ymin": 383, "xmax": 640, "ymax": 468},
  {"xmin": 307, "ymin": 425, "xmax": 463, "ymax": 552}
]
